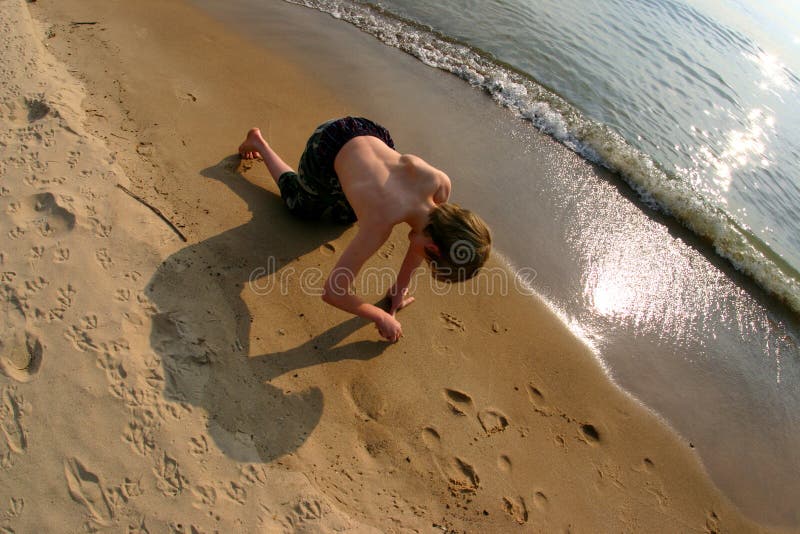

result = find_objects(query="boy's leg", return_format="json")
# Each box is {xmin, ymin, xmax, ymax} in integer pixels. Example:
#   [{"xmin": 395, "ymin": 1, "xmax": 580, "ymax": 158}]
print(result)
[
  {"xmin": 238, "ymin": 127, "xmax": 293, "ymax": 186},
  {"xmin": 239, "ymin": 127, "xmax": 327, "ymax": 220}
]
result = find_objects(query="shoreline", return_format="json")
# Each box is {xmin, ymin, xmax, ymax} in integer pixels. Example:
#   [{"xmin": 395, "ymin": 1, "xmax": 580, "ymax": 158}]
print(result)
[{"xmin": 0, "ymin": 0, "xmax": 788, "ymax": 531}]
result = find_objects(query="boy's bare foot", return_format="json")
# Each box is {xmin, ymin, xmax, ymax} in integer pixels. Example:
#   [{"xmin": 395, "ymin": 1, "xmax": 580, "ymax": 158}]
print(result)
[{"xmin": 238, "ymin": 127, "xmax": 266, "ymax": 160}]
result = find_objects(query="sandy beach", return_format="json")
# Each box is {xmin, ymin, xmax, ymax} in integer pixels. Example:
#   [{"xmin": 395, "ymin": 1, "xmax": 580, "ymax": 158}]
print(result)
[{"xmin": 0, "ymin": 0, "xmax": 790, "ymax": 531}]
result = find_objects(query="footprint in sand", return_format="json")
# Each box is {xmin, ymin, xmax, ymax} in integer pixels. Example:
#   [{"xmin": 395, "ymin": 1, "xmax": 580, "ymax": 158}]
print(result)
[
  {"xmin": 8, "ymin": 227, "xmax": 24, "ymax": 240},
  {"xmin": 1, "ymin": 388, "xmax": 26, "ymax": 455},
  {"xmin": 526, "ymin": 382, "xmax": 549, "ymax": 406},
  {"xmin": 223, "ymin": 481, "xmax": 247, "ymax": 505},
  {"xmin": 502, "ymin": 496, "xmax": 529, "ymax": 524},
  {"xmin": 95, "ymin": 248, "xmax": 112, "ymax": 270},
  {"xmin": 24, "ymin": 276, "xmax": 49, "ymax": 296},
  {"xmin": 497, "ymin": 455, "xmax": 512, "ymax": 473},
  {"xmin": 125, "ymin": 420, "xmax": 155, "ymax": 457},
  {"xmin": 280, "ymin": 498, "xmax": 329, "ymax": 528},
  {"xmin": 64, "ymin": 325, "xmax": 97, "ymax": 353},
  {"xmin": 128, "ymin": 518, "xmax": 150, "ymax": 534},
  {"xmin": 320, "ymin": 243, "xmax": 336, "ymax": 256},
  {"xmin": 0, "ymin": 287, "xmax": 41, "ymax": 382},
  {"xmin": 28, "ymin": 245, "xmax": 45, "ymax": 262},
  {"xmin": 532, "ymin": 491, "xmax": 549, "ymax": 510},
  {"xmin": 96, "ymin": 351, "xmax": 128, "ymax": 397},
  {"xmin": 443, "ymin": 388, "xmax": 474, "ymax": 417},
  {"xmin": 63, "ymin": 458, "xmax": 115, "ymax": 526},
  {"xmin": 136, "ymin": 142, "xmax": 154, "ymax": 157},
  {"xmin": 446, "ymin": 457, "xmax": 480, "ymax": 495},
  {"xmin": 124, "ymin": 270, "xmax": 142, "ymax": 283},
  {"xmin": 0, "ymin": 332, "xmax": 42, "ymax": 382},
  {"xmin": 191, "ymin": 484, "xmax": 217, "ymax": 507},
  {"xmin": 119, "ymin": 477, "xmax": 143, "ymax": 501},
  {"xmin": 189, "ymin": 435, "xmax": 209, "ymax": 457},
  {"xmin": 168, "ymin": 522, "xmax": 206, "ymax": 534},
  {"xmin": 154, "ymin": 452, "xmax": 185, "ymax": 497},
  {"xmin": 7, "ymin": 496, "xmax": 24, "ymax": 518},
  {"xmin": 705, "ymin": 510, "xmax": 721, "ymax": 534},
  {"xmin": 80, "ymin": 314, "xmax": 98, "ymax": 330},
  {"xmin": 54, "ymin": 245, "xmax": 70, "ymax": 263},
  {"xmin": 440, "ymin": 312, "xmax": 465, "ymax": 332},
  {"xmin": 55, "ymin": 284, "xmax": 76, "ymax": 311},
  {"xmin": 239, "ymin": 464, "xmax": 268, "ymax": 487},
  {"xmin": 478, "ymin": 409, "xmax": 509, "ymax": 435},
  {"xmin": 420, "ymin": 426, "xmax": 443, "ymax": 454},
  {"xmin": 30, "ymin": 192, "xmax": 76, "ymax": 236},
  {"xmin": 6, "ymin": 201, "xmax": 20, "ymax": 215},
  {"xmin": 421, "ymin": 427, "xmax": 481, "ymax": 496},
  {"xmin": 89, "ymin": 217, "xmax": 112, "ymax": 238}
]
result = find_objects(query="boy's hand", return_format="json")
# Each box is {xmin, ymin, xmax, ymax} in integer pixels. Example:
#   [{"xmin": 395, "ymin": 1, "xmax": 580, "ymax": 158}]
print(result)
[
  {"xmin": 375, "ymin": 312, "xmax": 403, "ymax": 342},
  {"xmin": 387, "ymin": 285, "xmax": 415, "ymax": 316}
]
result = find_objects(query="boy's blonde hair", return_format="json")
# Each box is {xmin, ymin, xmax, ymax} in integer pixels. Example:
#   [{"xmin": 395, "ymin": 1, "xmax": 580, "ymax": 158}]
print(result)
[{"xmin": 424, "ymin": 203, "xmax": 491, "ymax": 282}]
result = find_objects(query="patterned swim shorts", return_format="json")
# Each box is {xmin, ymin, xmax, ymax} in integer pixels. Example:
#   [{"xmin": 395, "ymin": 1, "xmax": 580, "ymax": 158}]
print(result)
[{"xmin": 277, "ymin": 116, "xmax": 395, "ymax": 224}]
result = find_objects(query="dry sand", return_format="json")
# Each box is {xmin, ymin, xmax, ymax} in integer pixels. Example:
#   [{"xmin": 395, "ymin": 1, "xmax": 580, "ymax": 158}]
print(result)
[{"xmin": 0, "ymin": 0, "xmax": 786, "ymax": 531}]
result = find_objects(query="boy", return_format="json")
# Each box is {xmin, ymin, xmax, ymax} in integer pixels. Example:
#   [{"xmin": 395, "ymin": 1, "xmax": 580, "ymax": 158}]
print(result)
[{"xmin": 239, "ymin": 117, "xmax": 491, "ymax": 342}]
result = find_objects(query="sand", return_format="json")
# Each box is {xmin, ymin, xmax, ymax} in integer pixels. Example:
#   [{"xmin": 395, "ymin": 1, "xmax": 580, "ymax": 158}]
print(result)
[{"xmin": 0, "ymin": 0, "xmax": 787, "ymax": 531}]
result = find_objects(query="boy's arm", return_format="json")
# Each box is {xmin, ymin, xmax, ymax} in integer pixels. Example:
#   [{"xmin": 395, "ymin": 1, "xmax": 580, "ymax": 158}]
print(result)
[
  {"xmin": 387, "ymin": 243, "xmax": 425, "ymax": 314},
  {"xmin": 322, "ymin": 226, "xmax": 402, "ymax": 341}
]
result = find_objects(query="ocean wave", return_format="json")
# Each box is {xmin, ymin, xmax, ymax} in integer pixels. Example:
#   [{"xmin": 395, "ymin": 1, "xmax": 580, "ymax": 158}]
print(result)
[{"xmin": 284, "ymin": 0, "xmax": 800, "ymax": 315}]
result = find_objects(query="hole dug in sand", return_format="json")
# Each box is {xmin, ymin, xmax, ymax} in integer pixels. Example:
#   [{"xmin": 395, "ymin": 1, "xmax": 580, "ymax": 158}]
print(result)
[
  {"xmin": 24, "ymin": 95, "xmax": 50, "ymax": 122},
  {"xmin": 346, "ymin": 377, "xmax": 387, "ymax": 422},
  {"xmin": 580, "ymin": 423, "xmax": 601, "ymax": 443}
]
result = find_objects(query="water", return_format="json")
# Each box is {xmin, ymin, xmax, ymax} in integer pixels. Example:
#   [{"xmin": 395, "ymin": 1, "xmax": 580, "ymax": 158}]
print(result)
[{"xmin": 193, "ymin": 0, "xmax": 800, "ymax": 526}]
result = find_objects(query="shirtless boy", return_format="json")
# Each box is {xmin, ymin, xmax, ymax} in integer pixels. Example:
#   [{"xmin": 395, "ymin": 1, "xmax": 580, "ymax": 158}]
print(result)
[{"xmin": 239, "ymin": 117, "xmax": 491, "ymax": 342}]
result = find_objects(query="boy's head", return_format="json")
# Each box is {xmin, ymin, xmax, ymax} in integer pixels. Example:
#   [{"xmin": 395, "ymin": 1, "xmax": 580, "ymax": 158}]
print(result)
[{"xmin": 424, "ymin": 203, "xmax": 491, "ymax": 282}]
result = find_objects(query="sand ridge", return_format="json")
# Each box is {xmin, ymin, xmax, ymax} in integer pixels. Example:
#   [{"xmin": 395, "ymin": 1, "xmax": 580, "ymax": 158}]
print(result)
[{"xmin": 0, "ymin": 0, "xmax": 785, "ymax": 531}]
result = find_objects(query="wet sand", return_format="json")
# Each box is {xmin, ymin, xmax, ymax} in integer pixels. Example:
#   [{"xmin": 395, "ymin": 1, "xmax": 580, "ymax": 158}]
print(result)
[{"xmin": 0, "ymin": 0, "xmax": 786, "ymax": 530}]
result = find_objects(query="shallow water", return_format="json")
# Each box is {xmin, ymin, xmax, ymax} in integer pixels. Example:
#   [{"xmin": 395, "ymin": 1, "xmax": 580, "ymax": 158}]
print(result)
[{"xmin": 193, "ymin": 0, "xmax": 800, "ymax": 526}]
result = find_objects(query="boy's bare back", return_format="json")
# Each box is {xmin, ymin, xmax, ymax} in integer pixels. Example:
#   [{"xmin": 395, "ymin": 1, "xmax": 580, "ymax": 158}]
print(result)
[
  {"xmin": 322, "ymin": 136, "xmax": 451, "ymax": 341},
  {"xmin": 334, "ymin": 135, "xmax": 451, "ymax": 236}
]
